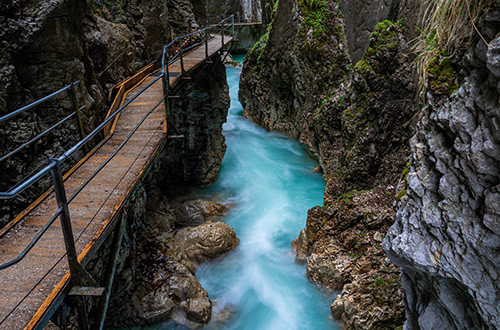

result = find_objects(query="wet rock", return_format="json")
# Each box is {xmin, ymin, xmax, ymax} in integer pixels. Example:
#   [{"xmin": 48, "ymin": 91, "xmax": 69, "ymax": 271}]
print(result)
[
  {"xmin": 293, "ymin": 188, "xmax": 404, "ymax": 326},
  {"xmin": 171, "ymin": 222, "xmax": 239, "ymax": 271},
  {"xmin": 132, "ymin": 257, "xmax": 212, "ymax": 328},
  {"xmin": 173, "ymin": 199, "xmax": 228, "ymax": 227},
  {"xmin": 330, "ymin": 268, "xmax": 404, "ymax": 330},
  {"xmin": 206, "ymin": 301, "xmax": 236, "ymax": 329},
  {"xmin": 163, "ymin": 55, "xmax": 230, "ymax": 186},
  {"xmin": 486, "ymin": 36, "xmax": 500, "ymax": 77},
  {"xmin": 84, "ymin": 16, "xmax": 135, "ymax": 90},
  {"xmin": 107, "ymin": 195, "xmax": 238, "ymax": 329}
]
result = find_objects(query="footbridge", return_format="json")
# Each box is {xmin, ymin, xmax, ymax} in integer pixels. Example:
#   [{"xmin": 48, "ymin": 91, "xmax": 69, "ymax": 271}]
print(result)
[{"xmin": 0, "ymin": 16, "xmax": 236, "ymax": 330}]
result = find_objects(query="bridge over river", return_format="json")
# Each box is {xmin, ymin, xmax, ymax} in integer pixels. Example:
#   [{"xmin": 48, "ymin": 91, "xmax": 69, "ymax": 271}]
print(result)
[{"xmin": 0, "ymin": 16, "xmax": 245, "ymax": 330}]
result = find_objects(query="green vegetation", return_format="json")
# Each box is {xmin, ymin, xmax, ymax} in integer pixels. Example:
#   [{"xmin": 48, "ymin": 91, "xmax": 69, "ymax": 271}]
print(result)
[
  {"xmin": 414, "ymin": 0, "xmax": 495, "ymax": 87},
  {"xmin": 348, "ymin": 252, "xmax": 363, "ymax": 259},
  {"xmin": 339, "ymin": 189, "xmax": 358, "ymax": 203},
  {"xmin": 396, "ymin": 189, "xmax": 407, "ymax": 201},
  {"xmin": 364, "ymin": 19, "xmax": 403, "ymax": 58},
  {"xmin": 425, "ymin": 50, "xmax": 457, "ymax": 95},
  {"xmin": 90, "ymin": 0, "xmax": 130, "ymax": 26},
  {"xmin": 354, "ymin": 19, "xmax": 403, "ymax": 72},
  {"xmin": 299, "ymin": 0, "xmax": 330, "ymax": 39},
  {"xmin": 396, "ymin": 162, "xmax": 410, "ymax": 201},
  {"xmin": 248, "ymin": 0, "xmax": 279, "ymax": 69}
]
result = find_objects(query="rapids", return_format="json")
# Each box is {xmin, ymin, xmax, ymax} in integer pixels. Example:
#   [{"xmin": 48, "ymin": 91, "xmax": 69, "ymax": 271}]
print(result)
[
  {"xmin": 197, "ymin": 55, "xmax": 339, "ymax": 329},
  {"xmin": 148, "ymin": 55, "xmax": 340, "ymax": 329}
]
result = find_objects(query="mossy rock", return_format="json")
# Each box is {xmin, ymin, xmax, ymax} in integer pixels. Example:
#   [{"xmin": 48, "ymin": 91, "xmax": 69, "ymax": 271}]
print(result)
[
  {"xmin": 353, "ymin": 19, "xmax": 403, "ymax": 78},
  {"xmin": 425, "ymin": 50, "xmax": 457, "ymax": 95}
]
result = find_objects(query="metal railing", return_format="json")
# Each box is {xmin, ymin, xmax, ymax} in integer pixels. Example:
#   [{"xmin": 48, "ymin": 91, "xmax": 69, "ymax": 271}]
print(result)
[
  {"xmin": 0, "ymin": 73, "xmax": 164, "ymax": 267},
  {"xmin": 161, "ymin": 14, "xmax": 235, "ymax": 87},
  {"xmin": 0, "ymin": 14, "xmax": 235, "ymax": 329}
]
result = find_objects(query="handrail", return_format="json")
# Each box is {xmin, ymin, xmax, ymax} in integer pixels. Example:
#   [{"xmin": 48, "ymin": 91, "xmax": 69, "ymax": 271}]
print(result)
[
  {"xmin": 59, "ymin": 75, "xmax": 163, "ymax": 163},
  {"xmin": 161, "ymin": 14, "xmax": 235, "ymax": 83},
  {"xmin": 0, "ymin": 107, "xmax": 84, "ymax": 163},
  {"xmin": 0, "ymin": 72, "xmax": 165, "ymax": 270},
  {"xmin": 0, "ymin": 81, "xmax": 80, "ymax": 124}
]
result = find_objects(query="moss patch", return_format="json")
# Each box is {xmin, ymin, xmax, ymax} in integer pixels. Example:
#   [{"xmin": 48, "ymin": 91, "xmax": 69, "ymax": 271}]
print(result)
[
  {"xmin": 355, "ymin": 19, "xmax": 403, "ymax": 72},
  {"xmin": 425, "ymin": 50, "xmax": 457, "ymax": 95},
  {"xmin": 299, "ymin": 0, "xmax": 329, "ymax": 39},
  {"xmin": 248, "ymin": 0, "xmax": 279, "ymax": 70}
]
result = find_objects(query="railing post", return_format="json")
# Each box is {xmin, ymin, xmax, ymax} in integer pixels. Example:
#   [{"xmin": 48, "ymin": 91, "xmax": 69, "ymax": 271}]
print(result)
[
  {"xmin": 222, "ymin": 21, "xmax": 225, "ymax": 48},
  {"xmin": 163, "ymin": 46, "xmax": 171, "ymax": 87},
  {"xmin": 50, "ymin": 159, "xmax": 78, "ymax": 267},
  {"xmin": 49, "ymin": 158, "xmax": 90, "ymax": 330},
  {"xmin": 69, "ymin": 83, "xmax": 88, "ymax": 154},
  {"xmin": 232, "ymin": 15, "xmax": 235, "ymax": 37},
  {"xmin": 95, "ymin": 212, "xmax": 128, "ymax": 330},
  {"xmin": 205, "ymin": 29, "xmax": 209, "ymax": 59},
  {"xmin": 161, "ymin": 72, "xmax": 171, "ymax": 125},
  {"xmin": 179, "ymin": 39, "xmax": 185, "ymax": 75},
  {"xmin": 189, "ymin": 21, "xmax": 192, "ymax": 46}
]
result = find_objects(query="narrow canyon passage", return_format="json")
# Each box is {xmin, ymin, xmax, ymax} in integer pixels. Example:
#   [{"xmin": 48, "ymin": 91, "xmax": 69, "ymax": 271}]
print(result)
[{"xmin": 194, "ymin": 56, "xmax": 339, "ymax": 329}]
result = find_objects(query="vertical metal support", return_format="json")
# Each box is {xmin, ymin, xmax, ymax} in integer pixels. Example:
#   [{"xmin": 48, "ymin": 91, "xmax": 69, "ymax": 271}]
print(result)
[
  {"xmin": 68, "ymin": 83, "xmax": 88, "ymax": 154},
  {"xmin": 50, "ymin": 159, "xmax": 78, "ymax": 273},
  {"xmin": 50, "ymin": 159, "xmax": 90, "ymax": 330},
  {"xmin": 161, "ymin": 73, "xmax": 171, "ymax": 121},
  {"xmin": 189, "ymin": 21, "xmax": 192, "ymax": 46},
  {"xmin": 179, "ymin": 40, "xmax": 185, "ymax": 75},
  {"xmin": 232, "ymin": 15, "xmax": 235, "ymax": 37},
  {"xmin": 205, "ymin": 29, "xmax": 209, "ymax": 59},
  {"xmin": 95, "ymin": 213, "xmax": 127, "ymax": 330},
  {"xmin": 222, "ymin": 21, "xmax": 225, "ymax": 48}
]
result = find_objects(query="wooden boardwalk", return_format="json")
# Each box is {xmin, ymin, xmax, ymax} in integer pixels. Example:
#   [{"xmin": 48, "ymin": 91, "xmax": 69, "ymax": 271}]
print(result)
[{"xmin": 0, "ymin": 34, "xmax": 232, "ymax": 330}]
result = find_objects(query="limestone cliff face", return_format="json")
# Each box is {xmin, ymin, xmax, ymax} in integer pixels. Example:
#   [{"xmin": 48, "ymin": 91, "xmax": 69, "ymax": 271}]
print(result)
[
  {"xmin": 239, "ymin": 0, "xmax": 417, "ymax": 327},
  {"xmin": 384, "ymin": 9, "xmax": 500, "ymax": 329}
]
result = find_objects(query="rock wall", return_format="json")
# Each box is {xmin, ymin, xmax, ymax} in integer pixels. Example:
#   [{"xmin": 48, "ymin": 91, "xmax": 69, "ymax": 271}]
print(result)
[
  {"xmin": 161, "ymin": 54, "xmax": 229, "ymax": 186},
  {"xmin": 384, "ymin": 8, "xmax": 500, "ymax": 329},
  {"xmin": 0, "ymin": 0, "xmax": 108, "ymax": 226},
  {"xmin": 192, "ymin": 0, "xmax": 262, "ymax": 25},
  {"xmin": 339, "ymin": 0, "xmax": 421, "ymax": 63},
  {"xmin": 239, "ymin": 0, "xmax": 417, "ymax": 327}
]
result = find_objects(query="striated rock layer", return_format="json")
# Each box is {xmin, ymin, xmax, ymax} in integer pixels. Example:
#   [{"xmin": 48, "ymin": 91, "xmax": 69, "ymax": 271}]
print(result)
[{"xmin": 384, "ymin": 9, "xmax": 500, "ymax": 329}]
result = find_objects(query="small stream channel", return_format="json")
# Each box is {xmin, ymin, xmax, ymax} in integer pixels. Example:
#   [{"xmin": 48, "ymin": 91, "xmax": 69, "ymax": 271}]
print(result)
[{"xmin": 151, "ymin": 55, "xmax": 340, "ymax": 329}]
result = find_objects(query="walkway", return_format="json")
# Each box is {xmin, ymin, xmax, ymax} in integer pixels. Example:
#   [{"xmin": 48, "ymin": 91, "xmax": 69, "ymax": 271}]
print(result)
[{"xmin": 0, "ymin": 34, "xmax": 232, "ymax": 330}]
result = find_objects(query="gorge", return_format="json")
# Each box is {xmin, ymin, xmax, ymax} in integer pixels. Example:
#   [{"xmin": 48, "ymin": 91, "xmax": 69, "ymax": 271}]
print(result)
[{"xmin": 0, "ymin": 0, "xmax": 499, "ymax": 329}]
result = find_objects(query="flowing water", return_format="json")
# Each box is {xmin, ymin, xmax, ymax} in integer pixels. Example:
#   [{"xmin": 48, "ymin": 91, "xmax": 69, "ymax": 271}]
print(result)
[
  {"xmin": 197, "ymin": 55, "xmax": 338, "ymax": 329},
  {"xmin": 148, "ymin": 55, "xmax": 340, "ymax": 329}
]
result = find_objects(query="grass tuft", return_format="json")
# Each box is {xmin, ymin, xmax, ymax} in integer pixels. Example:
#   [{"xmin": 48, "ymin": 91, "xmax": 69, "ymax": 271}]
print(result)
[{"xmin": 414, "ymin": 0, "xmax": 494, "ymax": 87}]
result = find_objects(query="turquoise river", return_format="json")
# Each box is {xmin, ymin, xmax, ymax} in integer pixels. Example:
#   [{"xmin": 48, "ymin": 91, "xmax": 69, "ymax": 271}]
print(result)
[{"xmin": 155, "ymin": 55, "xmax": 340, "ymax": 329}]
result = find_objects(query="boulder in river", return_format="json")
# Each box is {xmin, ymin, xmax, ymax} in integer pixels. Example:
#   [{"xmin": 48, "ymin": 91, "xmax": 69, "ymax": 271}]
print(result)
[{"xmin": 173, "ymin": 199, "xmax": 229, "ymax": 227}]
